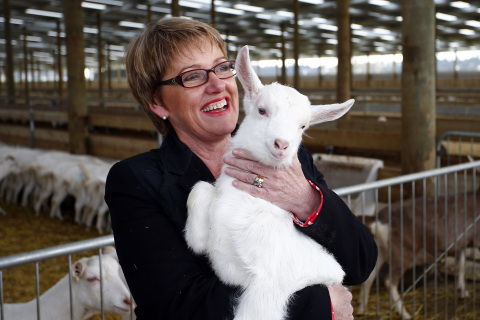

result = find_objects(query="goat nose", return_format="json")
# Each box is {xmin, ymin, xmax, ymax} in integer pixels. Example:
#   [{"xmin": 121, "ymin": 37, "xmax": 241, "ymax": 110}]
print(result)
[{"xmin": 274, "ymin": 139, "xmax": 289, "ymax": 150}]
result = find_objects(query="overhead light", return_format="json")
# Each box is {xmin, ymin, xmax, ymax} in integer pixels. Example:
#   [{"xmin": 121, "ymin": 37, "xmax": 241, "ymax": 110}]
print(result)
[
  {"xmin": 48, "ymin": 31, "xmax": 66, "ymax": 37},
  {"xmin": 436, "ymin": 12, "xmax": 457, "ymax": 21},
  {"xmin": 459, "ymin": 29, "xmax": 475, "ymax": 35},
  {"xmin": 317, "ymin": 24, "xmax": 338, "ymax": 31},
  {"xmin": 185, "ymin": 12, "xmax": 210, "ymax": 20},
  {"xmin": 312, "ymin": 17, "xmax": 328, "ymax": 24},
  {"xmin": 84, "ymin": 27, "xmax": 99, "ymax": 34},
  {"xmin": 119, "ymin": 21, "xmax": 146, "ymax": 28},
  {"xmin": 466, "ymin": 20, "xmax": 480, "ymax": 28},
  {"xmin": 108, "ymin": 44, "xmax": 125, "ymax": 51},
  {"xmin": 450, "ymin": 1, "xmax": 470, "ymax": 9},
  {"xmin": 82, "ymin": 2, "xmax": 106, "ymax": 10},
  {"xmin": 220, "ymin": 34, "xmax": 239, "ymax": 42},
  {"xmin": 26, "ymin": 9, "xmax": 63, "ymax": 18},
  {"xmin": 299, "ymin": 0, "xmax": 324, "ymax": 4},
  {"xmin": 20, "ymin": 35, "xmax": 42, "ymax": 42},
  {"xmin": 373, "ymin": 28, "xmax": 393, "ymax": 35},
  {"xmin": 256, "ymin": 13, "xmax": 272, "ymax": 20},
  {"xmin": 0, "ymin": 17, "xmax": 24, "ymax": 24},
  {"xmin": 276, "ymin": 10, "xmax": 294, "ymax": 18},
  {"xmin": 234, "ymin": 4, "xmax": 263, "ymax": 12},
  {"xmin": 179, "ymin": 0, "xmax": 203, "ymax": 9},
  {"xmin": 216, "ymin": 7, "xmax": 244, "ymax": 15},
  {"xmin": 368, "ymin": 0, "xmax": 392, "ymax": 6},
  {"xmin": 87, "ymin": 0, "xmax": 123, "ymax": 6},
  {"xmin": 136, "ymin": 5, "xmax": 171, "ymax": 13},
  {"xmin": 264, "ymin": 29, "xmax": 283, "ymax": 36}
]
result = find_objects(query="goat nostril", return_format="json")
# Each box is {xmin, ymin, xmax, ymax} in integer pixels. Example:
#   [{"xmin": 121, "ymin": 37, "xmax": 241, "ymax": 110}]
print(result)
[
  {"xmin": 274, "ymin": 139, "xmax": 289, "ymax": 150},
  {"xmin": 124, "ymin": 297, "xmax": 131, "ymax": 306}
]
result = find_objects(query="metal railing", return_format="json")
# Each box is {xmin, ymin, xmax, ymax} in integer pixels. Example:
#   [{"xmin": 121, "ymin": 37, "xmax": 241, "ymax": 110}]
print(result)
[
  {"xmin": 436, "ymin": 131, "xmax": 480, "ymax": 168},
  {"xmin": 0, "ymin": 235, "xmax": 121, "ymax": 320},
  {"xmin": 336, "ymin": 160, "xmax": 480, "ymax": 320},
  {"xmin": 1, "ymin": 160, "xmax": 480, "ymax": 320}
]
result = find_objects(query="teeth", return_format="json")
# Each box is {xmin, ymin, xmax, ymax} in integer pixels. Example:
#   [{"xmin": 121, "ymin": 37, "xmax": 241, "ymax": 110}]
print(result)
[{"xmin": 201, "ymin": 99, "xmax": 227, "ymax": 112}]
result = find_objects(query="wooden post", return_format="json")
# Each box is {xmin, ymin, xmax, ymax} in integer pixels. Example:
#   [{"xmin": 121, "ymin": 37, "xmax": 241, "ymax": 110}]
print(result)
[
  {"xmin": 97, "ymin": 12, "xmax": 104, "ymax": 105},
  {"xmin": 280, "ymin": 23, "xmax": 287, "ymax": 85},
  {"xmin": 63, "ymin": 0, "xmax": 88, "ymax": 155},
  {"xmin": 336, "ymin": 0, "xmax": 352, "ymax": 102},
  {"xmin": 23, "ymin": 26, "xmax": 30, "ymax": 106},
  {"xmin": 401, "ymin": 0, "xmax": 436, "ymax": 175},
  {"xmin": 453, "ymin": 49, "xmax": 458, "ymax": 87},
  {"xmin": 366, "ymin": 53, "xmax": 371, "ymax": 87},
  {"xmin": 4, "ymin": 0, "xmax": 15, "ymax": 104},
  {"xmin": 57, "ymin": 20, "xmax": 63, "ymax": 102},
  {"xmin": 147, "ymin": 4, "xmax": 152, "ymax": 24},
  {"xmin": 107, "ymin": 44, "xmax": 112, "ymax": 92},
  {"xmin": 211, "ymin": 0, "xmax": 216, "ymax": 27},
  {"xmin": 171, "ymin": 0, "xmax": 180, "ymax": 17},
  {"xmin": 293, "ymin": 0, "xmax": 300, "ymax": 89}
]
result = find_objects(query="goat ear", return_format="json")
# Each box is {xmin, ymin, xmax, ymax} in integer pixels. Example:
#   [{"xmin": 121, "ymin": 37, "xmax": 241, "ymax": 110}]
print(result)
[
  {"xmin": 72, "ymin": 261, "xmax": 85, "ymax": 280},
  {"xmin": 310, "ymin": 99, "xmax": 354, "ymax": 125},
  {"xmin": 235, "ymin": 45, "xmax": 264, "ymax": 99}
]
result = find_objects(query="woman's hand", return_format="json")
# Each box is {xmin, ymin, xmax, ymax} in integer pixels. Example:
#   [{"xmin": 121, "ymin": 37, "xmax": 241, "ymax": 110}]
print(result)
[
  {"xmin": 328, "ymin": 284, "xmax": 354, "ymax": 320},
  {"xmin": 223, "ymin": 148, "xmax": 321, "ymax": 221}
]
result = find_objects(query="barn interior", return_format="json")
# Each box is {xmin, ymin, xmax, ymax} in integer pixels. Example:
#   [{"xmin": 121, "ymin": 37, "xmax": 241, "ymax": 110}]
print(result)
[
  {"xmin": 1, "ymin": 0, "xmax": 479, "ymax": 173},
  {"xmin": 1, "ymin": 1, "xmax": 480, "ymax": 319}
]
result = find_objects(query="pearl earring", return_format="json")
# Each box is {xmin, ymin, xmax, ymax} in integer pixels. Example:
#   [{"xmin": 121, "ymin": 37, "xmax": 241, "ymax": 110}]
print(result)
[{"xmin": 162, "ymin": 116, "xmax": 167, "ymax": 120}]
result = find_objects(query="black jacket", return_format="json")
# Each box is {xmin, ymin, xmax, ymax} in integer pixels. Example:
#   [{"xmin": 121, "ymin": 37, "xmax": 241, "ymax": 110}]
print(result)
[{"xmin": 105, "ymin": 130, "xmax": 377, "ymax": 320}]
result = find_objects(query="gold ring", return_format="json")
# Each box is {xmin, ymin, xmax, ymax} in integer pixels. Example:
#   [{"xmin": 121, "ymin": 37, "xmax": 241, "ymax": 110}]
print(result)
[{"xmin": 253, "ymin": 174, "xmax": 264, "ymax": 188}]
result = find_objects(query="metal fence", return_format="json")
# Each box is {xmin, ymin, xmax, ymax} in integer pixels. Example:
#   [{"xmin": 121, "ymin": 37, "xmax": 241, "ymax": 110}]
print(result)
[
  {"xmin": 436, "ymin": 131, "xmax": 480, "ymax": 168},
  {"xmin": 0, "ymin": 235, "xmax": 135, "ymax": 320},
  {"xmin": 337, "ymin": 160, "xmax": 480, "ymax": 319},
  {"xmin": 1, "ymin": 160, "xmax": 480, "ymax": 320}
]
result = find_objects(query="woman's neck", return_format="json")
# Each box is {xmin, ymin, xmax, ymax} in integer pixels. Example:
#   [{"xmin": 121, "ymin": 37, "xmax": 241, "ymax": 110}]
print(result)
[{"xmin": 178, "ymin": 133, "xmax": 231, "ymax": 179}]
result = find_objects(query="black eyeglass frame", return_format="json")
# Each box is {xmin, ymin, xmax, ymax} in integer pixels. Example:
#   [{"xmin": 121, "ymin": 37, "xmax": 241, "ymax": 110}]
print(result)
[{"xmin": 158, "ymin": 60, "xmax": 236, "ymax": 88}]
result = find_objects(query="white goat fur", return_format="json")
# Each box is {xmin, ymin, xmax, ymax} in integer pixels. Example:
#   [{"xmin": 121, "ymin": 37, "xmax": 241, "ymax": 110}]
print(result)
[
  {"xmin": 2, "ymin": 250, "xmax": 131, "ymax": 320},
  {"xmin": 185, "ymin": 45, "xmax": 354, "ymax": 320}
]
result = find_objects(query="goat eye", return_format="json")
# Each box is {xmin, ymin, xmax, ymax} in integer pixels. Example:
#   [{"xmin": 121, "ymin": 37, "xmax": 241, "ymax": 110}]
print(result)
[
  {"xmin": 301, "ymin": 125, "xmax": 306, "ymax": 129},
  {"xmin": 258, "ymin": 108, "xmax": 266, "ymax": 115},
  {"xmin": 87, "ymin": 277, "xmax": 100, "ymax": 283}
]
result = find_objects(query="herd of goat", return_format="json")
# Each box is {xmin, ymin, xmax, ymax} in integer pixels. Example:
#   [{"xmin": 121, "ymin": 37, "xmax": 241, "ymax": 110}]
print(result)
[{"xmin": 0, "ymin": 144, "xmax": 115, "ymax": 234}]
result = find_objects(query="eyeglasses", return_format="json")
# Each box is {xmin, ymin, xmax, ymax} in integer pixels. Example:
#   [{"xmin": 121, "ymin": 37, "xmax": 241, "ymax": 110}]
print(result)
[{"xmin": 159, "ymin": 60, "xmax": 236, "ymax": 88}]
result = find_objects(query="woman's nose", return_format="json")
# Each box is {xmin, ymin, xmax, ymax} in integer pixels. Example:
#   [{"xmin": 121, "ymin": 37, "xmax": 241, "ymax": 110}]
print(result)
[{"xmin": 205, "ymin": 71, "xmax": 226, "ymax": 92}]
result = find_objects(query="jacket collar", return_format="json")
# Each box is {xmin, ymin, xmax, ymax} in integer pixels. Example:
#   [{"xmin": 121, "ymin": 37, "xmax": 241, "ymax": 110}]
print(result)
[{"xmin": 161, "ymin": 130, "xmax": 215, "ymax": 192}]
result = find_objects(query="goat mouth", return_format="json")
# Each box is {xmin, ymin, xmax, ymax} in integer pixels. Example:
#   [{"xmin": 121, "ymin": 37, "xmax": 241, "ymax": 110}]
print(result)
[
  {"xmin": 200, "ymin": 98, "xmax": 228, "ymax": 113},
  {"xmin": 114, "ymin": 305, "xmax": 131, "ymax": 314}
]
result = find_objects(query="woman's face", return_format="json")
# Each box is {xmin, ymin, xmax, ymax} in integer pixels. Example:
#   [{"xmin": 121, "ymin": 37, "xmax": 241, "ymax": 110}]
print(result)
[{"xmin": 151, "ymin": 40, "xmax": 239, "ymax": 145}]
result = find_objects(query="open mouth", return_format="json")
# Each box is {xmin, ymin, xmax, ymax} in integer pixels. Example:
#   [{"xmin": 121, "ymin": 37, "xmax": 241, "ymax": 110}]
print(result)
[{"xmin": 200, "ymin": 98, "xmax": 228, "ymax": 113}]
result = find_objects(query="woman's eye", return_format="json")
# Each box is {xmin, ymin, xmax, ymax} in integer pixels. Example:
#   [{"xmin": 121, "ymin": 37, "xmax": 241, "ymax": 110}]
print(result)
[
  {"xmin": 183, "ymin": 71, "xmax": 202, "ymax": 83},
  {"xmin": 258, "ymin": 108, "xmax": 266, "ymax": 115}
]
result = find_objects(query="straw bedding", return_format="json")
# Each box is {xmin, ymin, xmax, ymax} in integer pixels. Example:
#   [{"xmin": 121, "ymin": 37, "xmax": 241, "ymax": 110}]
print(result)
[{"xmin": 1, "ymin": 200, "xmax": 479, "ymax": 319}]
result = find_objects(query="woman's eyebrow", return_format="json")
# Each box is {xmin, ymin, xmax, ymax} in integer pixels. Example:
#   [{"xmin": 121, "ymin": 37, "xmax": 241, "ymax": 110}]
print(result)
[{"xmin": 178, "ymin": 57, "xmax": 229, "ymax": 73}]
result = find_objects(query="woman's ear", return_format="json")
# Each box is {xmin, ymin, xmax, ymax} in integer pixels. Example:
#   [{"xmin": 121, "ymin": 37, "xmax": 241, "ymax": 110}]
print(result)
[{"xmin": 148, "ymin": 99, "xmax": 169, "ymax": 119}]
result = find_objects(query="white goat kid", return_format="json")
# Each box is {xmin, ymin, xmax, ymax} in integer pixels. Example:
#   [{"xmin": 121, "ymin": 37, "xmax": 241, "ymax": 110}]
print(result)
[
  {"xmin": 185, "ymin": 45, "xmax": 354, "ymax": 320},
  {"xmin": 2, "ymin": 251, "xmax": 131, "ymax": 320}
]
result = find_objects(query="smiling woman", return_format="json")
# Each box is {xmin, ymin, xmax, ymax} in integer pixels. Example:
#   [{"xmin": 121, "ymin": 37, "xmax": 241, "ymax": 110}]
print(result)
[{"xmin": 105, "ymin": 16, "xmax": 377, "ymax": 320}]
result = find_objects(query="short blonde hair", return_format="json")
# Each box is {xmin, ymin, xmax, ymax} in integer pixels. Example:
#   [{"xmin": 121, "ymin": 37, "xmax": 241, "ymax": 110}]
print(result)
[{"xmin": 125, "ymin": 17, "xmax": 227, "ymax": 136}]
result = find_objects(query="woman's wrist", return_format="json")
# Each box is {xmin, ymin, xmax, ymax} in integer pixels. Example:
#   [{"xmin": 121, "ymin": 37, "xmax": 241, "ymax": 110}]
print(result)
[{"xmin": 291, "ymin": 179, "xmax": 324, "ymax": 226}]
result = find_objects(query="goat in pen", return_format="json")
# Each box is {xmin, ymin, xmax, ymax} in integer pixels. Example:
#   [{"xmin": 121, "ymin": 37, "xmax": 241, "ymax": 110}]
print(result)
[{"xmin": 358, "ymin": 183, "xmax": 480, "ymax": 319}]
